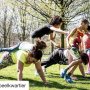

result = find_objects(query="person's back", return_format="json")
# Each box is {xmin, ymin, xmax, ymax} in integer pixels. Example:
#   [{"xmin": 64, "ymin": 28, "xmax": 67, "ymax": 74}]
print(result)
[
  {"xmin": 19, "ymin": 42, "xmax": 35, "ymax": 52},
  {"xmin": 11, "ymin": 50, "xmax": 30, "ymax": 67},
  {"xmin": 31, "ymin": 25, "xmax": 53, "ymax": 38}
]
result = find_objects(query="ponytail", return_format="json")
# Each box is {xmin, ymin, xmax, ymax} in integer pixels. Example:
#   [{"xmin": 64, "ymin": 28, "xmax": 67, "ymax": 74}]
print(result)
[{"xmin": 36, "ymin": 40, "xmax": 47, "ymax": 50}]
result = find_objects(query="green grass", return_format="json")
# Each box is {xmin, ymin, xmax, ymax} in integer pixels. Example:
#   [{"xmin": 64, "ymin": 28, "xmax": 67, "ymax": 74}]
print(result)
[{"xmin": 0, "ymin": 64, "xmax": 90, "ymax": 90}]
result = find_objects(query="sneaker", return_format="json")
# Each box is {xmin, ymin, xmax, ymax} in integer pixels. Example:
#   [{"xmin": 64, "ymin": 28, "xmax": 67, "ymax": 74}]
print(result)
[
  {"xmin": 60, "ymin": 69, "xmax": 67, "ymax": 78},
  {"xmin": 64, "ymin": 74, "xmax": 73, "ymax": 83},
  {"xmin": 0, "ymin": 52, "xmax": 9, "ymax": 64}
]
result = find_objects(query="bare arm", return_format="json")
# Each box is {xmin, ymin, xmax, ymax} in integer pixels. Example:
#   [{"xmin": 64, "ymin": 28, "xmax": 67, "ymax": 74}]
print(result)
[
  {"xmin": 66, "ymin": 35, "xmax": 71, "ymax": 48},
  {"xmin": 67, "ymin": 28, "xmax": 77, "ymax": 47},
  {"xmin": 17, "ymin": 60, "xmax": 24, "ymax": 81},
  {"xmin": 68, "ymin": 28, "xmax": 77, "ymax": 37},
  {"xmin": 50, "ymin": 26, "xmax": 68, "ymax": 34},
  {"xmin": 34, "ymin": 61, "xmax": 47, "ymax": 84},
  {"xmin": 50, "ymin": 33, "xmax": 60, "ymax": 48}
]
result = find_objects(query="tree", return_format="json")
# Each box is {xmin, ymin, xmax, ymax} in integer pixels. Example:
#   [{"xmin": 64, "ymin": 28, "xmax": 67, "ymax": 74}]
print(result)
[
  {"xmin": 16, "ymin": 0, "xmax": 90, "ymax": 48},
  {"xmin": 0, "ymin": 6, "xmax": 13, "ymax": 47},
  {"xmin": 1, "ymin": 0, "xmax": 90, "ymax": 48}
]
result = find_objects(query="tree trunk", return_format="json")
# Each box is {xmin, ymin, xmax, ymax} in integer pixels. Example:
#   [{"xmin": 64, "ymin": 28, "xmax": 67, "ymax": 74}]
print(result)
[{"xmin": 61, "ymin": 0, "xmax": 65, "ymax": 48}]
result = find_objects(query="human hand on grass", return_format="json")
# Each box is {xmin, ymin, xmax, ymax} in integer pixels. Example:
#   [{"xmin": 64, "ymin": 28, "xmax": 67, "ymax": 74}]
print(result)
[{"xmin": 43, "ymin": 81, "xmax": 49, "ymax": 86}]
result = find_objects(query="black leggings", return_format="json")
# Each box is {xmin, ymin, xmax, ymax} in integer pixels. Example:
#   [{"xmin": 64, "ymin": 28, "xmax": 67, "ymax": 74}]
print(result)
[
  {"xmin": 41, "ymin": 59, "xmax": 58, "ymax": 68},
  {"xmin": 41, "ymin": 48, "xmax": 68, "ymax": 68}
]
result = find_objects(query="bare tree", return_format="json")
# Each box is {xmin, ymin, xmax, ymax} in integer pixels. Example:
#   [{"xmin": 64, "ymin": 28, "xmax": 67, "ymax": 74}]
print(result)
[
  {"xmin": 15, "ymin": 0, "xmax": 90, "ymax": 48},
  {"xmin": 0, "ymin": 7, "xmax": 13, "ymax": 47},
  {"xmin": 3, "ymin": 0, "xmax": 90, "ymax": 48}
]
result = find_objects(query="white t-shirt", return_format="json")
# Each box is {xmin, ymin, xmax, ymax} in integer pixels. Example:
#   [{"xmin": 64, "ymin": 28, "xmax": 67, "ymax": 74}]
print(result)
[{"xmin": 19, "ymin": 42, "xmax": 35, "ymax": 52}]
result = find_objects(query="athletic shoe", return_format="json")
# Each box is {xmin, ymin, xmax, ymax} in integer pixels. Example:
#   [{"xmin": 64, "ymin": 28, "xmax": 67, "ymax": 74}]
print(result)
[
  {"xmin": 64, "ymin": 74, "xmax": 73, "ymax": 83},
  {"xmin": 60, "ymin": 69, "xmax": 67, "ymax": 78}
]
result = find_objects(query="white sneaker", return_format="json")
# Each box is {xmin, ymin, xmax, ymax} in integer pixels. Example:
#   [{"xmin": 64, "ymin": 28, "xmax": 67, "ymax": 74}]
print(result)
[
  {"xmin": 60, "ymin": 68, "xmax": 64, "ymax": 77},
  {"xmin": 0, "ymin": 52, "xmax": 9, "ymax": 63}
]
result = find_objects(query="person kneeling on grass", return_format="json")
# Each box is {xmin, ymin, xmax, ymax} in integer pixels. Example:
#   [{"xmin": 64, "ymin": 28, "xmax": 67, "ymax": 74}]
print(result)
[
  {"xmin": 41, "ymin": 48, "xmax": 89, "ymax": 83},
  {"xmin": 0, "ymin": 49, "xmax": 48, "ymax": 85}
]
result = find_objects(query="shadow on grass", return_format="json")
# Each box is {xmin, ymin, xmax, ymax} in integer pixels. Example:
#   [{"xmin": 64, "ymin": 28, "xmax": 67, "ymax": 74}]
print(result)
[
  {"xmin": 24, "ymin": 78, "xmax": 75, "ymax": 89},
  {"xmin": 73, "ymin": 75, "xmax": 90, "ymax": 84},
  {"xmin": 75, "ymin": 75, "xmax": 90, "ymax": 81},
  {"xmin": 0, "ymin": 75, "xmax": 73, "ymax": 89},
  {"xmin": 46, "ymin": 72, "xmax": 60, "ymax": 78},
  {"xmin": 0, "ymin": 76, "xmax": 16, "ymax": 80},
  {"xmin": 47, "ymin": 73, "xmax": 90, "ymax": 81},
  {"xmin": 0, "ymin": 75, "xmax": 89, "ymax": 90}
]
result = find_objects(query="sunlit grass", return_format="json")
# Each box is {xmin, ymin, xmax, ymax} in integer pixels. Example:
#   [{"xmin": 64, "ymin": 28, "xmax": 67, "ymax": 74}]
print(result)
[{"xmin": 0, "ymin": 64, "xmax": 90, "ymax": 90}]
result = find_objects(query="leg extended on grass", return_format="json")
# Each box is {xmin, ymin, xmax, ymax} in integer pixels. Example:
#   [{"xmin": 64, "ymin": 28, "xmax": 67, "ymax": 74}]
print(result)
[
  {"xmin": 0, "ymin": 44, "xmax": 20, "ymax": 52},
  {"xmin": 41, "ymin": 59, "xmax": 57, "ymax": 68}
]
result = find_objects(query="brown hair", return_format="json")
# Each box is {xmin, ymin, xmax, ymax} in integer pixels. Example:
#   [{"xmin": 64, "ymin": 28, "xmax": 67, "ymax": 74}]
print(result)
[
  {"xmin": 33, "ymin": 50, "xmax": 42, "ymax": 60},
  {"xmin": 36, "ymin": 40, "xmax": 47, "ymax": 50},
  {"xmin": 50, "ymin": 16, "xmax": 63, "ymax": 25},
  {"xmin": 81, "ymin": 53, "xmax": 89, "ymax": 65},
  {"xmin": 81, "ymin": 19, "xmax": 89, "ymax": 24}
]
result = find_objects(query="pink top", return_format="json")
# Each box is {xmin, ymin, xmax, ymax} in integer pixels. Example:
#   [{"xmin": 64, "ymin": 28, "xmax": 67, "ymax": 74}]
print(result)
[{"xmin": 83, "ymin": 33, "xmax": 90, "ymax": 49}]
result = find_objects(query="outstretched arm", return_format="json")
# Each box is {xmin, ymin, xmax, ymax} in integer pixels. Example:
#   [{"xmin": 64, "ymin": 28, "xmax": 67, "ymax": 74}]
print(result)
[
  {"xmin": 68, "ymin": 28, "xmax": 77, "ymax": 37},
  {"xmin": 67, "ymin": 28, "xmax": 77, "ymax": 48},
  {"xmin": 50, "ymin": 26, "xmax": 68, "ymax": 34}
]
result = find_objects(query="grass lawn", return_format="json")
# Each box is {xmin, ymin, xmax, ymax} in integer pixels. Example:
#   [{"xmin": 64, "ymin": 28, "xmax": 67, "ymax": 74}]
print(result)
[{"xmin": 0, "ymin": 64, "xmax": 90, "ymax": 90}]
